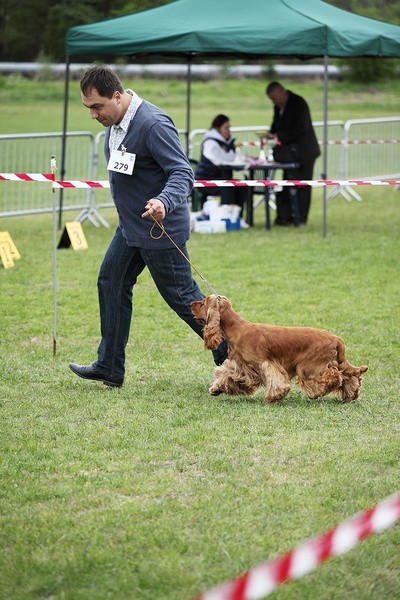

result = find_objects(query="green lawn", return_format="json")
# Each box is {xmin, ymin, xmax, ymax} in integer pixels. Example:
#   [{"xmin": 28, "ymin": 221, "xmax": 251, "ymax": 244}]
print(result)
[
  {"xmin": 0, "ymin": 74, "xmax": 399, "ymax": 599},
  {"xmin": 0, "ymin": 180, "xmax": 399, "ymax": 598},
  {"xmin": 1, "ymin": 75, "xmax": 400, "ymax": 134}
]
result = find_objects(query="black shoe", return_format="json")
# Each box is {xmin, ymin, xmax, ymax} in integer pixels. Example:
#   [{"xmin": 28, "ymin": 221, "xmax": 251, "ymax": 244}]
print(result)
[
  {"xmin": 69, "ymin": 363, "xmax": 123, "ymax": 387},
  {"xmin": 274, "ymin": 218, "xmax": 293, "ymax": 227}
]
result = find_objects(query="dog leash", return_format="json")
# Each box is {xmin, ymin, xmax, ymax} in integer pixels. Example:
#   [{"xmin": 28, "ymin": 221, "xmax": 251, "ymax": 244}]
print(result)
[{"xmin": 149, "ymin": 216, "xmax": 220, "ymax": 296}]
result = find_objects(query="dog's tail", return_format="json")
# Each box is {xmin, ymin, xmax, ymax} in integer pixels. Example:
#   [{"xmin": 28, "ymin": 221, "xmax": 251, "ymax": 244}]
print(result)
[{"xmin": 336, "ymin": 337, "xmax": 347, "ymax": 368}]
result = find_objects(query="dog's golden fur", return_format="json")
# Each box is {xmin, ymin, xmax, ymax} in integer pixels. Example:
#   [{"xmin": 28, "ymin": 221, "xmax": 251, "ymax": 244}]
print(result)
[{"xmin": 191, "ymin": 295, "xmax": 368, "ymax": 403}]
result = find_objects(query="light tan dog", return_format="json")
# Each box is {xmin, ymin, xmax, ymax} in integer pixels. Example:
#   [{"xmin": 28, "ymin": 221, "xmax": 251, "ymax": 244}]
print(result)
[{"xmin": 191, "ymin": 295, "xmax": 368, "ymax": 403}]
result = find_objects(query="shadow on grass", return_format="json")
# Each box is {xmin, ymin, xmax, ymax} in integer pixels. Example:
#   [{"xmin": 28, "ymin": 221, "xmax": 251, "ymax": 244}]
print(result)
[{"xmin": 201, "ymin": 387, "xmax": 348, "ymax": 408}]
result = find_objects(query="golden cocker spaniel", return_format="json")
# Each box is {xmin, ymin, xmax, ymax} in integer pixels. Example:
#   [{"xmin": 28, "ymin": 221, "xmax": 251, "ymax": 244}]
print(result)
[{"xmin": 191, "ymin": 295, "xmax": 368, "ymax": 403}]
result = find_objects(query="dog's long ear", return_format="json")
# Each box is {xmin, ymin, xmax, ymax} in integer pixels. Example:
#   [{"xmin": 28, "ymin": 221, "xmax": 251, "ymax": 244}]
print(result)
[{"xmin": 203, "ymin": 296, "xmax": 223, "ymax": 350}]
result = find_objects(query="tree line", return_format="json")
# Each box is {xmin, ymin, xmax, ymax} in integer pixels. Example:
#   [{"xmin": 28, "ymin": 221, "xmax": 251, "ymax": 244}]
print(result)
[
  {"xmin": 0, "ymin": 0, "xmax": 171, "ymax": 62},
  {"xmin": 1, "ymin": 0, "xmax": 399, "ymax": 63}
]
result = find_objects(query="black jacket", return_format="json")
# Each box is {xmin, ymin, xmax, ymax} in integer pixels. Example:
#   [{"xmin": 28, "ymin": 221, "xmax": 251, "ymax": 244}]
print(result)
[
  {"xmin": 270, "ymin": 91, "xmax": 321, "ymax": 164},
  {"xmin": 195, "ymin": 135, "xmax": 236, "ymax": 180}
]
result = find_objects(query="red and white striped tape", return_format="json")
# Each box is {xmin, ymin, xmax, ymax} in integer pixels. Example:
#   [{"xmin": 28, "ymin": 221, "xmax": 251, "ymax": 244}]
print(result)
[
  {"xmin": 195, "ymin": 492, "xmax": 400, "ymax": 600},
  {"xmin": 236, "ymin": 139, "xmax": 400, "ymax": 148},
  {"xmin": 0, "ymin": 173, "xmax": 55, "ymax": 182},
  {"xmin": 326, "ymin": 139, "xmax": 400, "ymax": 146},
  {"xmin": 193, "ymin": 179, "xmax": 400, "ymax": 188},
  {"xmin": 54, "ymin": 180, "xmax": 110, "ymax": 188},
  {"xmin": 0, "ymin": 174, "xmax": 110, "ymax": 187},
  {"xmin": 1, "ymin": 173, "xmax": 400, "ymax": 188}
]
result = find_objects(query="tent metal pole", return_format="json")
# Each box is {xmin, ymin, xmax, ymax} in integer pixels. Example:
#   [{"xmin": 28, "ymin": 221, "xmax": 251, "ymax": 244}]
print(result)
[
  {"xmin": 322, "ymin": 54, "xmax": 329, "ymax": 238},
  {"xmin": 186, "ymin": 56, "xmax": 192, "ymax": 156},
  {"xmin": 59, "ymin": 56, "xmax": 70, "ymax": 229}
]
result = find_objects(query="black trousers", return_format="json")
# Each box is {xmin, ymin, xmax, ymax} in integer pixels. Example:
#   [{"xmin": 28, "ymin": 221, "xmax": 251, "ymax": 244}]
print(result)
[{"xmin": 275, "ymin": 157, "xmax": 317, "ymax": 224}]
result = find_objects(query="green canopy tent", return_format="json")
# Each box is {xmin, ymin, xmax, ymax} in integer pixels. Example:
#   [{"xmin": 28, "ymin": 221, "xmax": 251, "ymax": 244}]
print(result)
[
  {"xmin": 63, "ymin": 0, "xmax": 400, "ymax": 234},
  {"xmin": 66, "ymin": 0, "xmax": 400, "ymax": 57}
]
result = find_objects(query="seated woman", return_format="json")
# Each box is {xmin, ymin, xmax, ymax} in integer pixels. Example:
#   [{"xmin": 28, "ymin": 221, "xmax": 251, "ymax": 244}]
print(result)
[{"xmin": 194, "ymin": 114, "xmax": 249, "ymax": 225}]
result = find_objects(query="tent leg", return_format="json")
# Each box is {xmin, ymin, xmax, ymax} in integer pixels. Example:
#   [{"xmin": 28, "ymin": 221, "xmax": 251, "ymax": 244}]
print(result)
[
  {"xmin": 186, "ymin": 57, "xmax": 192, "ymax": 157},
  {"xmin": 59, "ymin": 57, "xmax": 70, "ymax": 229},
  {"xmin": 322, "ymin": 54, "xmax": 329, "ymax": 239}
]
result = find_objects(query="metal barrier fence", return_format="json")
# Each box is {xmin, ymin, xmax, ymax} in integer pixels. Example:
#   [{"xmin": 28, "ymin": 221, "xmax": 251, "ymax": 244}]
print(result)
[
  {"xmin": 1, "ymin": 119, "xmax": 399, "ymax": 222},
  {"xmin": 328, "ymin": 116, "xmax": 400, "ymax": 201},
  {"xmin": 343, "ymin": 117, "xmax": 400, "ymax": 179},
  {"xmin": 0, "ymin": 132, "xmax": 96, "ymax": 218}
]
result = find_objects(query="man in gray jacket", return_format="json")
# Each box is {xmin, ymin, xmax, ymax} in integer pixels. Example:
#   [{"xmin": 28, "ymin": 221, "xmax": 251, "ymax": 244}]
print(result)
[{"xmin": 69, "ymin": 66, "xmax": 226, "ymax": 387}]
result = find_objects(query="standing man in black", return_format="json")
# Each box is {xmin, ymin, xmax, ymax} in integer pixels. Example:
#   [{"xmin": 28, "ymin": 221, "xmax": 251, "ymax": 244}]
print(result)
[{"xmin": 266, "ymin": 81, "xmax": 320, "ymax": 226}]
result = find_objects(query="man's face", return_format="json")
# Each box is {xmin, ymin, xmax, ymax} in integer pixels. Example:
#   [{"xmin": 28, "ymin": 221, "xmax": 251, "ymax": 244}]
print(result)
[
  {"xmin": 81, "ymin": 87, "xmax": 123, "ymax": 127},
  {"xmin": 267, "ymin": 89, "xmax": 286, "ymax": 109}
]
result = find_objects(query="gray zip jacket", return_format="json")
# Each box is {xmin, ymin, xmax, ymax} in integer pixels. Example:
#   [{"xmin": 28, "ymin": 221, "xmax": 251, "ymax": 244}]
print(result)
[{"xmin": 104, "ymin": 100, "xmax": 194, "ymax": 249}]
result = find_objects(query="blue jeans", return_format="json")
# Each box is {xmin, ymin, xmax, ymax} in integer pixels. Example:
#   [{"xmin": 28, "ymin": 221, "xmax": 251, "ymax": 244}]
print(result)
[{"xmin": 94, "ymin": 226, "xmax": 227, "ymax": 380}]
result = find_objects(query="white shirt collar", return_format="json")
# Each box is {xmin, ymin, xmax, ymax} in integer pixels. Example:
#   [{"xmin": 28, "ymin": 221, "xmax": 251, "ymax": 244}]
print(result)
[
  {"xmin": 114, "ymin": 89, "xmax": 142, "ymax": 133},
  {"xmin": 109, "ymin": 89, "xmax": 143, "ymax": 151}
]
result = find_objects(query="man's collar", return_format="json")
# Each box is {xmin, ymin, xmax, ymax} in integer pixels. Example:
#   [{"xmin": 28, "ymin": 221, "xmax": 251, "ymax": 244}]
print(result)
[{"xmin": 114, "ymin": 89, "xmax": 142, "ymax": 132}]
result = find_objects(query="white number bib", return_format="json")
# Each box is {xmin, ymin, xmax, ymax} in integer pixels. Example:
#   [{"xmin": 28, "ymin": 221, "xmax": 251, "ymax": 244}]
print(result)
[{"xmin": 108, "ymin": 148, "xmax": 136, "ymax": 175}]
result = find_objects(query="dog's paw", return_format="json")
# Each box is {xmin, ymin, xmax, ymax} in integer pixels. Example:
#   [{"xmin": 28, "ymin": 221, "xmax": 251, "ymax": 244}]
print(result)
[
  {"xmin": 341, "ymin": 395, "xmax": 358, "ymax": 403},
  {"xmin": 209, "ymin": 385, "xmax": 223, "ymax": 396}
]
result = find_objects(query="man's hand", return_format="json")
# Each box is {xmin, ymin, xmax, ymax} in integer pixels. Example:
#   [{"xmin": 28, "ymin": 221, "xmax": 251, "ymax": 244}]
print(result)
[{"xmin": 142, "ymin": 198, "xmax": 166, "ymax": 221}]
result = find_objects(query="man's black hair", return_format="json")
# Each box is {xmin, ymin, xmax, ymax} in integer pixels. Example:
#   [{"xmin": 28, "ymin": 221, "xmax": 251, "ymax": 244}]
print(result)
[{"xmin": 80, "ymin": 66, "xmax": 124, "ymax": 98}]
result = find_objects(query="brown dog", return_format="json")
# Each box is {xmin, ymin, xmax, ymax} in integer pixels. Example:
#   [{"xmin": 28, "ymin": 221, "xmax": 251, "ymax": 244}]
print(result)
[{"xmin": 191, "ymin": 295, "xmax": 368, "ymax": 403}]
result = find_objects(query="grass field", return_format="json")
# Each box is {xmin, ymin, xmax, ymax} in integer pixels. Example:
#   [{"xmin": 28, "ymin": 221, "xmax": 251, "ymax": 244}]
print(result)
[
  {"xmin": 0, "ymin": 75, "xmax": 399, "ymax": 599},
  {"xmin": 1, "ymin": 74, "xmax": 400, "ymax": 134}
]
